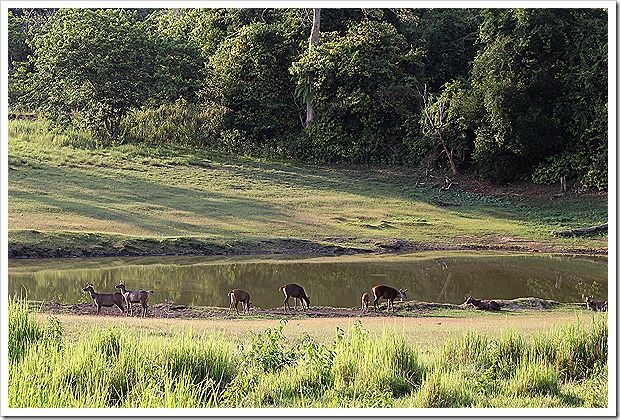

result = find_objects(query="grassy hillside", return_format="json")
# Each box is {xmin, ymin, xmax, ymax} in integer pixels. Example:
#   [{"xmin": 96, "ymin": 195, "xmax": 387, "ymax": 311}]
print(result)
[{"xmin": 8, "ymin": 120, "xmax": 608, "ymax": 257}]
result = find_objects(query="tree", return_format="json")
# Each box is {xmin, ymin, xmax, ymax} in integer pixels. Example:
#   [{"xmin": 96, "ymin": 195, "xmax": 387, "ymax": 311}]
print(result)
[
  {"xmin": 304, "ymin": 8, "xmax": 320, "ymax": 126},
  {"xmin": 205, "ymin": 21, "xmax": 299, "ymax": 154},
  {"xmin": 291, "ymin": 19, "xmax": 423, "ymax": 164},
  {"xmin": 418, "ymin": 82, "xmax": 469, "ymax": 176},
  {"xmin": 29, "ymin": 9, "xmax": 157, "ymax": 141},
  {"xmin": 469, "ymin": 9, "xmax": 569, "ymax": 183},
  {"xmin": 469, "ymin": 8, "xmax": 607, "ymax": 188}
]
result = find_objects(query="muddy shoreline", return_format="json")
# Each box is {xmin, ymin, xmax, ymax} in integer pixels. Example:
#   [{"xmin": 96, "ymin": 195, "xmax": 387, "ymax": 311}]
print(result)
[{"xmin": 34, "ymin": 298, "xmax": 587, "ymax": 320}]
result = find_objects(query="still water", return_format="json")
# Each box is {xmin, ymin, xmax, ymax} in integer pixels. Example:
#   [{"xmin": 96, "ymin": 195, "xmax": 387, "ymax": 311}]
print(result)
[{"xmin": 8, "ymin": 252, "xmax": 607, "ymax": 309}]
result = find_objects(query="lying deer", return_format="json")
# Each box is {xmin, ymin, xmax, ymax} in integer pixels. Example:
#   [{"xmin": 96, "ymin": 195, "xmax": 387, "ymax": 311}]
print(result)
[
  {"xmin": 115, "ymin": 282, "xmax": 154, "ymax": 317},
  {"xmin": 82, "ymin": 283, "xmax": 125, "ymax": 315},
  {"xmin": 464, "ymin": 296, "xmax": 501, "ymax": 311},
  {"xmin": 361, "ymin": 292, "xmax": 370, "ymax": 312},
  {"xmin": 280, "ymin": 283, "xmax": 310, "ymax": 311},
  {"xmin": 584, "ymin": 295, "xmax": 607, "ymax": 312},
  {"xmin": 372, "ymin": 285, "xmax": 407, "ymax": 312},
  {"xmin": 228, "ymin": 289, "xmax": 251, "ymax": 315}
]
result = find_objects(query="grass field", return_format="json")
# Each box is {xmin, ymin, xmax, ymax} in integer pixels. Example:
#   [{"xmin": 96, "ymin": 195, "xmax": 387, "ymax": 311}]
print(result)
[
  {"xmin": 8, "ymin": 298, "xmax": 608, "ymax": 409},
  {"xmin": 43, "ymin": 309, "xmax": 597, "ymax": 350},
  {"xmin": 8, "ymin": 119, "xmax": 608, "ymax": 257}
]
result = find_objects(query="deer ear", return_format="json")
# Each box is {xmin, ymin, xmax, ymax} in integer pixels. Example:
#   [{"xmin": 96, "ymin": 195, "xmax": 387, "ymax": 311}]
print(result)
[{"xmin": 403, "ymin": 289, "xmax": 408, "ymax": 293}]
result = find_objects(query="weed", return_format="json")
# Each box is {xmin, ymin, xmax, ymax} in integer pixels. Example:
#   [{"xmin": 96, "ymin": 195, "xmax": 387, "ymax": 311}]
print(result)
[{"xmin": 507, "ymin": 358, "xmax": 559, "ymax": 397}]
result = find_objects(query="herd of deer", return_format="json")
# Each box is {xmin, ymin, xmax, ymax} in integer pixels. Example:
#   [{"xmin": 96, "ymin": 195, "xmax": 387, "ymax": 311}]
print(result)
[
  {"xmin": 82, "ymin": 282, "xmax": 154, "ymax": 317},
  {"xmin": 82, "ymin": 281, "xmax": 608, "ymax": 317}
]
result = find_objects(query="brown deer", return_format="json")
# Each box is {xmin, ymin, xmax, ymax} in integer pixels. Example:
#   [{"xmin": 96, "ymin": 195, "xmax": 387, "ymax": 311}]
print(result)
[
  {"xmin": 228, "ymin": 289, "xmax": 251, "ymax": 315},
  {"xmin": 115, "ymin": 282, "xmax": 154, "ymax": 317},
  {"xmin": 464, "ymin": 296, "xmax": 501, "ymax": 311},
  {"xmin": 361, "ymin": 292, "xmax": 370, "ymax": 312},
  {"xmin": 280, "ymin": 283, "xmax": 310, "ymax": 311},
  {"xmin": 372, "ymin": 285, "xmax": 407, "ymax": 312},
  {"xmin": 584, "ymin": 295, "xmax": 607, "ymax": 312},
  {"xmin": 82, "ymin": 283, "xmax": 125, "ymax": 315}
]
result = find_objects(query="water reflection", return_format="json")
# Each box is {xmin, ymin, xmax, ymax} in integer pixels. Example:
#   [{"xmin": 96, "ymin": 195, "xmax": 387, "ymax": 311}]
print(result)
[{"xmin": 8, "ymin": 253, "xmax": 608, "ymax": 309}]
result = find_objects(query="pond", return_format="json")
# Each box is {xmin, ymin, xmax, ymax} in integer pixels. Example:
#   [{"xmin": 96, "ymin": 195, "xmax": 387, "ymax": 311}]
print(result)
[{"xmin": 8, "ymin": 252, "xmax": 608, "ymax": 310}]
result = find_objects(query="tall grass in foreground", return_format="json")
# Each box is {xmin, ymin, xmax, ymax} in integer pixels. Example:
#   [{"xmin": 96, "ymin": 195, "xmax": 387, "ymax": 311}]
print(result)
[{"xmin": 9, "ymin": 299, "xmax": 608, "ymax": 408}]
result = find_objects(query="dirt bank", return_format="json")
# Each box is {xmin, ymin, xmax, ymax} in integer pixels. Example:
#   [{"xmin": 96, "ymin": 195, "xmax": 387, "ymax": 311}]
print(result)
[{"xmin": 8, "ymin": 233, "xmax": 607, "ymax": 259}]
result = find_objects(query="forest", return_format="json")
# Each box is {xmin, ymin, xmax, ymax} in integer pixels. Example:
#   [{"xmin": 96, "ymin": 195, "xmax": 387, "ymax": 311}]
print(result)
[{"xmin": 8, "ymin": 7, "xmax": 609, "ymax": 189}]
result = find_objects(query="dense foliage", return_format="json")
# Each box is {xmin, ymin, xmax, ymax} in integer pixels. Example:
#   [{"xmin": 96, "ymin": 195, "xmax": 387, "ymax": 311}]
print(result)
[{"xmin": 8, "ymin": 7, "xmax": 608, "ymax": 189}]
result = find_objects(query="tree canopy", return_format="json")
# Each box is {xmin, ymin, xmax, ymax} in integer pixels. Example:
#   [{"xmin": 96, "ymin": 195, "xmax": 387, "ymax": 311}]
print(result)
[{"xmin": 8, "ymin": 7, "xmax": 609, "ymax": 190}]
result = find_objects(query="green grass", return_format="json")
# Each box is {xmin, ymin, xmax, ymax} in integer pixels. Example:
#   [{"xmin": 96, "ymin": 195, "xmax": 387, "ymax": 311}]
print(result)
[
  {"xmin": 8, "ymin": 119, "xmax": 608, "ymax": 257},
  {"xmin": 8, "ymin": 298, "xmax": 608, "ymax": 408}
]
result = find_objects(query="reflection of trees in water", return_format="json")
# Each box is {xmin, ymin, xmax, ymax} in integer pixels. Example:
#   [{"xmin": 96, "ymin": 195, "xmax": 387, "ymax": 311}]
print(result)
[
  {"xmin": 575, "ymin": 281, "xmax": 606, "ymax": 301},
  {"xmin": 9, "ymin": 256, "xmax": 608, "ymax": 308},
  {"xmin": 435, "ymin": 261, "xmax": 460, "ymax": 303}
]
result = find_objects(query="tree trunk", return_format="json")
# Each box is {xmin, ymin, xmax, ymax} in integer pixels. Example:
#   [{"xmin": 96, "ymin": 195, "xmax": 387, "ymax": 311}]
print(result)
[
  {"xmin": 418, "ymin": 84, "xmax": 460, "ymax": 176},
  {"xmin": 306, "ymin": 8, "xmax": 320, "ymax": 126}
]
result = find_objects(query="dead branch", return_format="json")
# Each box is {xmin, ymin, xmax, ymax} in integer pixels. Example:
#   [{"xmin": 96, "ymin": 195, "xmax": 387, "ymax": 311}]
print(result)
[{"xmin": 553, "ymin": 223, "xmax": 608, "ymax": 237}]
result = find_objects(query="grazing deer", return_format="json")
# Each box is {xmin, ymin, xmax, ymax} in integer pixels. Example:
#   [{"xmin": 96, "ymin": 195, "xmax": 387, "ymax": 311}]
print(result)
[
  {"xmin": 361, "ymin": 292, "xmax": 370, "ymax": 312},
  {"xmin": 82, "ymin": 283, "xmax": 125, "ymax": 315},
  {"xmin": 228, "ymin": 289, "xmax": 251, "ymax": 315},
  {"xmin": 280, "ymin": 283, "xmax": 310, "ymax": 311},
  {"xmin": 372, "ymin": 285, "xmax": 407, "ymax": 312},
  {"xmin": 115, "ymin": 282, "xmax": 154, "ymax": 317},
  {"xmin": 464, "ymin": 296, "xmax": 501, "ymax": 311},
  {"xmin": 362, "ymin": 293, "xmax": 370, "ymax": 312},
  {"xmin": 584, "ymin": 295, "xmax": 607, "ymax": 312}
]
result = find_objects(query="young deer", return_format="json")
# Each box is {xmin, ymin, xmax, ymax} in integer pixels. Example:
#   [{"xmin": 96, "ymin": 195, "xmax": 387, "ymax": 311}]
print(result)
[
  {"xmin": 280, "ymin": 283, "xmax": 310, "ymax": 311},
  {"xmin": 584, "ymin": 295, "xmax": 607, "ymax": 312},
  {"xmin": 82, "ymin": 283, "xmax": 125, "ymax": 315},
  {"xmin": 115, "ymin": 282, "xmax": 153, "ymax": 317},
  {"xmin": 464, "ymin": 296, "xmax": 501, "ymax": 311},
  {"xmin": 228, "ymin": 289, "xmax": 251, "ymax": 315},
  {"xmin": 361, "ymin": 292, "xmax": 370, "ymax": 312},
  {"xmin": 372, "ymin": 285, "xmax": 407, "ymax": 312}
]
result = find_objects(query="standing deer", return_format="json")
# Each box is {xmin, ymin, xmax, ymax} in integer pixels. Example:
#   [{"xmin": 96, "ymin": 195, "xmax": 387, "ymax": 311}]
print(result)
[
  {"xmin": 228, "ymin": 289, "xmax": 251, "ymax": 315},
  {"xmin": 464, "ymin": 296, "xmax": 501, "ymax": 311},
  {"xmin": 115, "ymin": 282, "xmax": 154, "ymax": 317},
  {"xmin": 280, "ymin": 283, "xmax": 310, "ymax": 311},
  {"xmin": 361, "ymin": 292, "xmax": 370, "ymax": 312},
  {"xmin": 584, "ymin": 295, "xmax": 607, "ymax": 312},
  {"xmin": 82, "ymin": 283, "xmax": 125, "ymax": 315},
  {"xmin": 372, "ymin": 285, "xmax": 407, "ymax": 312}
]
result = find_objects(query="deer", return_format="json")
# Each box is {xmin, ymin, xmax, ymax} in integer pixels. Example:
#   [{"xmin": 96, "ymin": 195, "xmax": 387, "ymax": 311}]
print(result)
[
  {"xmin": 280, "ymin": 283, "xmax": 310, "ymax": 311},
  {"xmin": 464, "ymin": 296, "xmax": 501, "ymax": 311},
  {"xmin": 584, "ymin": 295, "xmax": 607, "ymax": 312},
  {"xmin": 115, "ymin": 282, "xmax": 154, "ymax": 317},
  {"xmin": 361, "ymin": 292, "xmax": 370, "ymax": 312},
  {"xmin": 82, "ymin": 283, "xmax": 125, "ymax": 315},
  {"xmin": 228, "ymin": 289, "xmax": 251, "ymax": 315},
  {"xmin": 372, "ymin": 285, "xmax": 407, "ymax": 312}
]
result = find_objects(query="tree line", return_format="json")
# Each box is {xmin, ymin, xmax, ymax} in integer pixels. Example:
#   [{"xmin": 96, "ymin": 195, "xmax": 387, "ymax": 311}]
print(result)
[{"xmin": 8, "ymin": 7, "xmax": 608, "ymax": 189}]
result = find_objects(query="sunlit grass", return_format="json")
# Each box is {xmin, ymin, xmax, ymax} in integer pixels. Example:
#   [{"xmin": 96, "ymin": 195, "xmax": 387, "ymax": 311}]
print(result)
[{"xmin": 9, "ymin": 298, "xmax": 608, "ymax": 408}]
